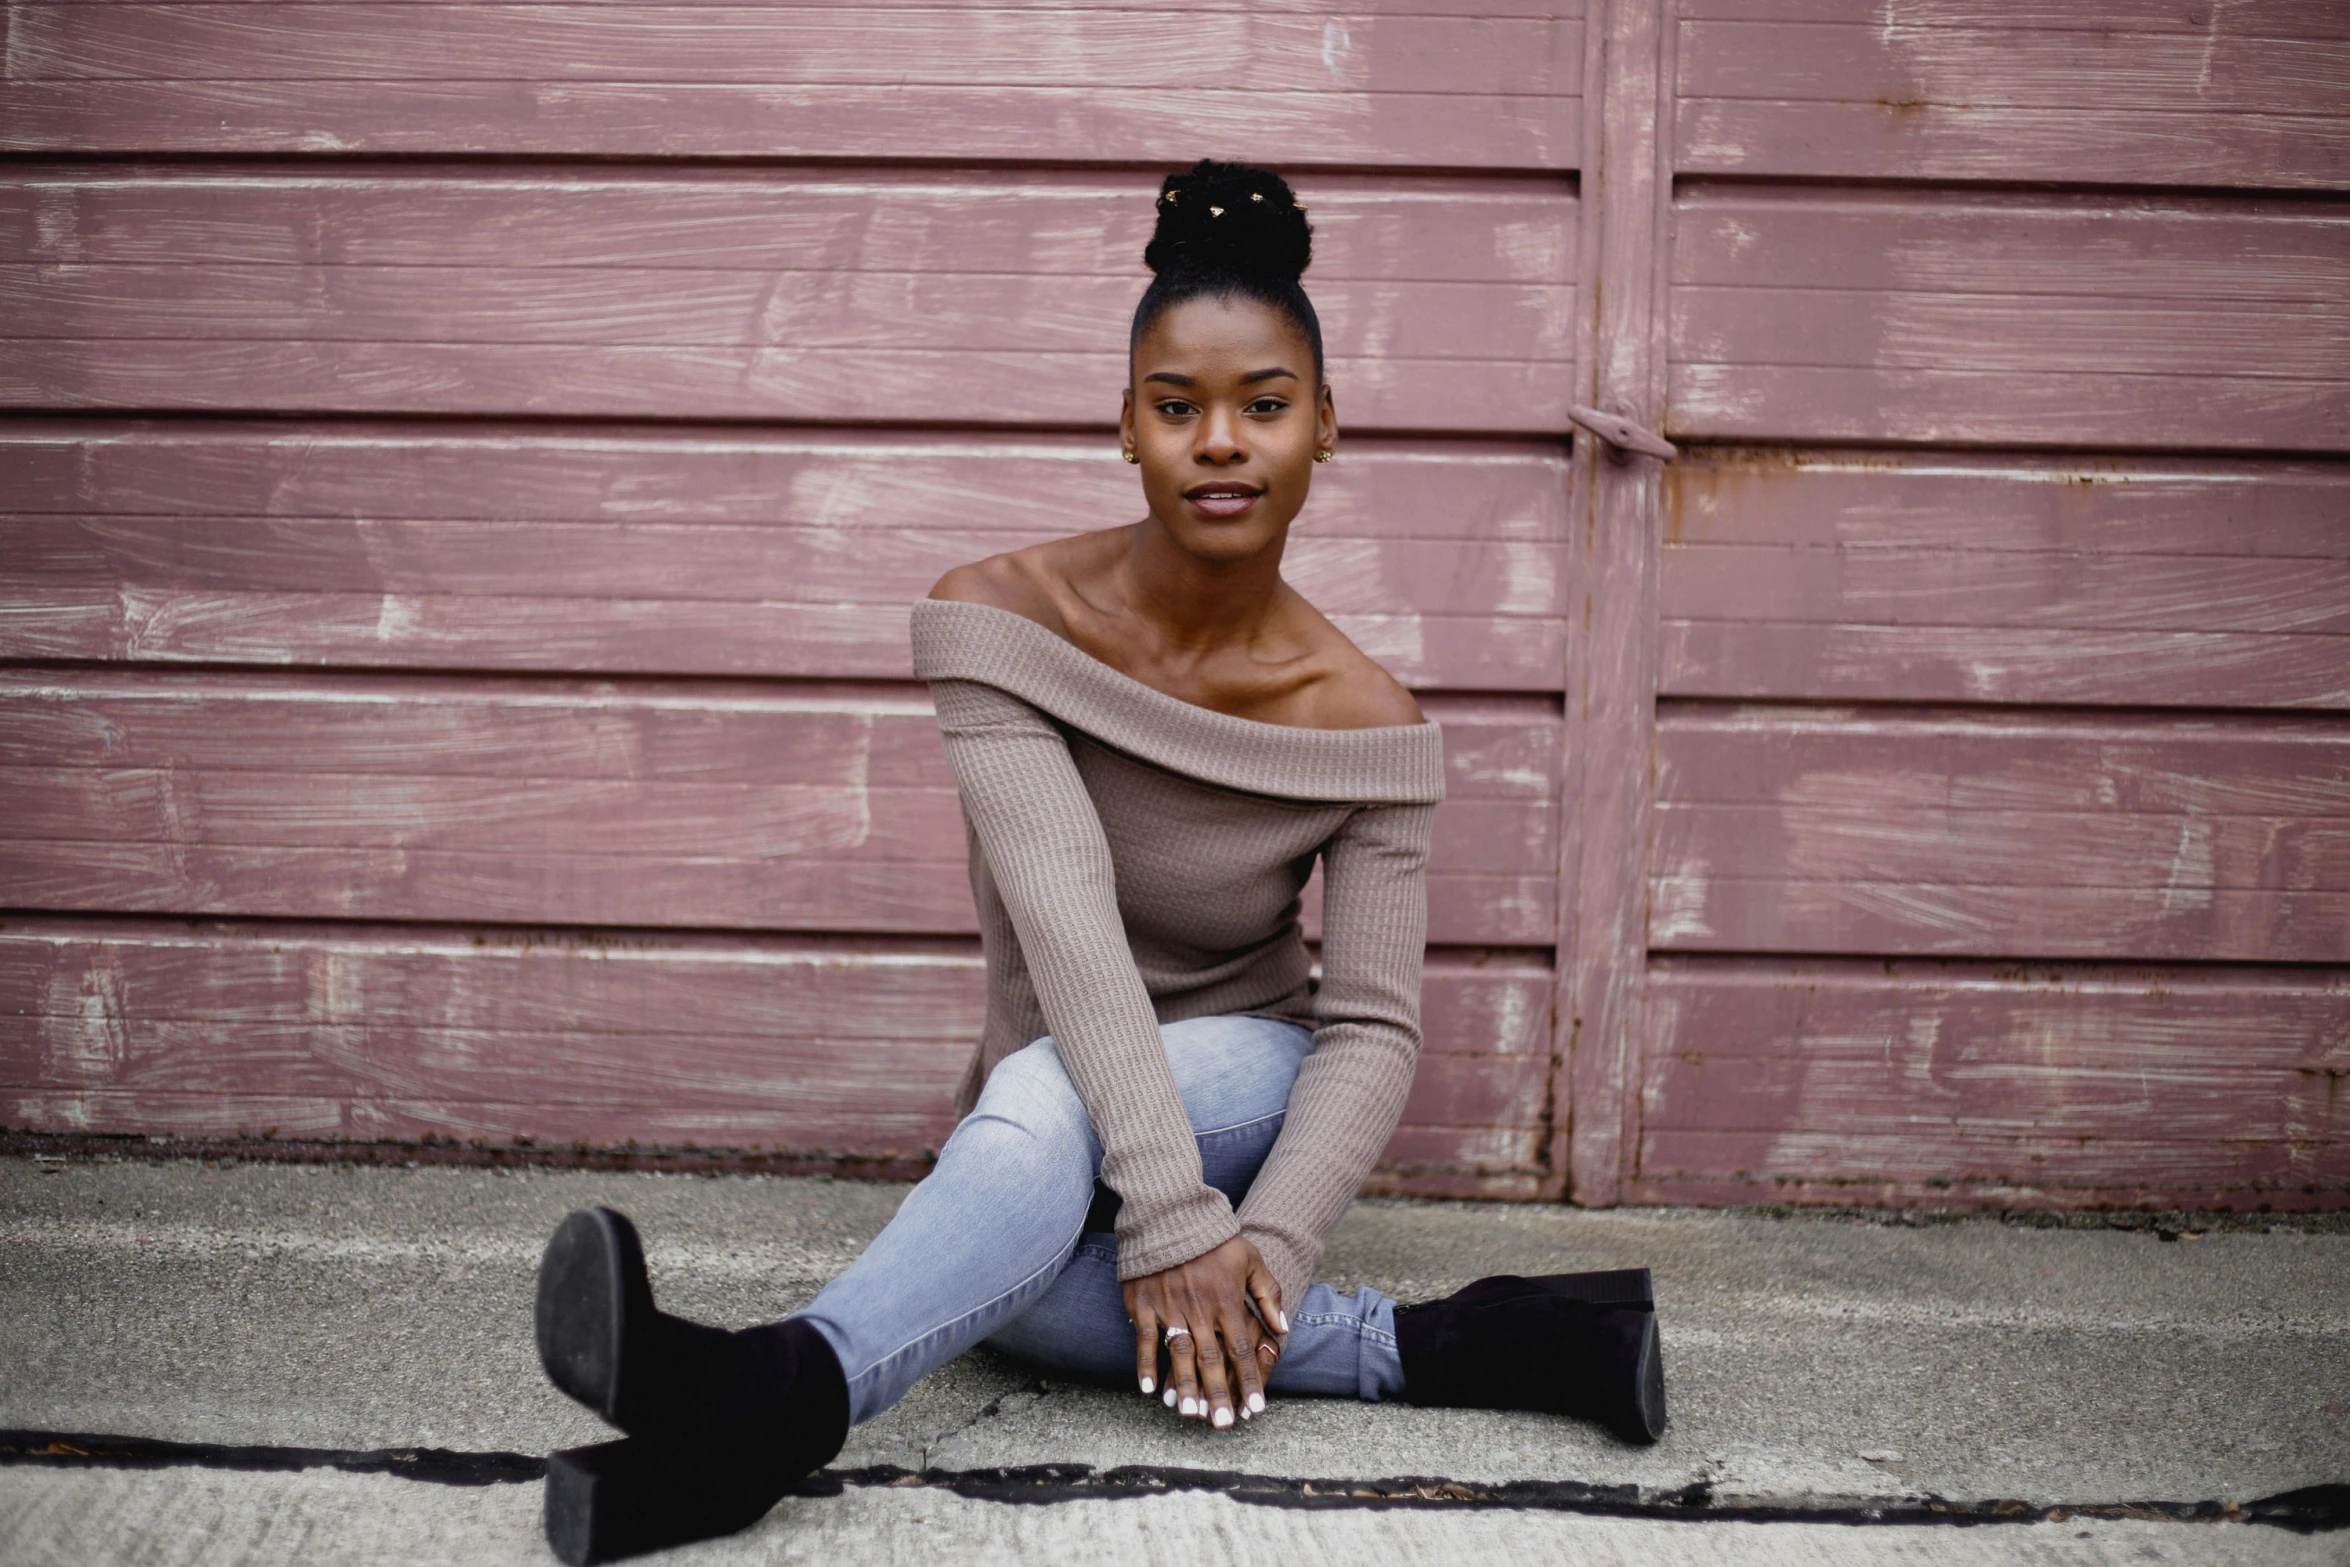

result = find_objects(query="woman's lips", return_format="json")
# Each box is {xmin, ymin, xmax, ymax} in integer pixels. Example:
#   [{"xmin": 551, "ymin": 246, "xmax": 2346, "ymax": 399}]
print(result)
[{"xmin": 1185, "ymin": 486, "xmax": 1262, "ymax": 518}]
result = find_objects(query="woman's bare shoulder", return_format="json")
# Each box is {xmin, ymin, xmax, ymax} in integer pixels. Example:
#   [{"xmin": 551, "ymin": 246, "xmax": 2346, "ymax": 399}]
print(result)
[
  {"xmin": 927, "ymin": 531, "xmax": 1125, "ymax": 636},
  {"xmin": 1284, "ymin": 597, "xmax": 1425, "ymax": 730}
]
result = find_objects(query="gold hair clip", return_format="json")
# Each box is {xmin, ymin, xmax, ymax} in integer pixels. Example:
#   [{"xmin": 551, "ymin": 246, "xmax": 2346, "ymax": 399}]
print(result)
[
  {"xmin": 1209, "ymin": 206, "xmax": 1224, "ymax": 217},
  {"xmin": 1251, "ymin": 192, "xmax": 1264, "ymax": 202}
]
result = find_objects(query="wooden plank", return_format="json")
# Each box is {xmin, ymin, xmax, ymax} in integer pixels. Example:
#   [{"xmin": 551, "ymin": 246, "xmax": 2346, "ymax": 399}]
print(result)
[
  {"xmin": 1675, "ymin": 9, "xmax": 2350, "ymax": 189},
  {"xmin": 1681, "ymin": 2, "xmax": 2350, "ymax": 39},
  {"xmin": 1552, "ymin": 0, "xmax": 1668, "ymax": 1206},
  {"xmin": 1672, "ymin": 193, "xmax": 2350, "ymax": 305},
  {"xmin": 1653, "ymin": 706, "xmax": 2350, "ymax": 963},
  {"xmin": 4, "ymin": 338, "xmax": 1579, "ymax": 436},
  {"xmin": 0, "ymin": 918, "xmax": 1549, "ymax": 1172},
  {"xmin": 0, "ymin": 423, "xmax": 1572, "ymax": 540},
  {"xmin": 1660, "ymin": 452, "xmax": 2350, "ymax": 559},
  {"xmin": 1671, "ymin": 366, "xmax": 2346, "ymax": 453},
  {"xmin": 1668, "ymin": 193, "xmax": 2350, "ymax": 450},
  {"xmin": 1636, "ymin": 956, "xmax": 2347, "ymax": 1205},
  {"xmin": 5, "ymin": 7, "xmax": 1575, "ymax": 91},
  {"xmin": 1664, "ymin": 625, "xmax": 2350, "ymax": 711},
  {"xmin": 0, "ymin": 171, "xmax": 1575, "ymax": 430},
  {"xmin": 1657, "ymin": 450, "xmax": 2350, "ymax": 710},
  {"xmin": 0, "ymin": 676, "xmax": 1559, "ymax": 945},
  {"xmin": 0, "ymin": 170, "xmax": 1572, "ymax": 286},
  {"xmin": 0, "ymin": 7, "xmax": 1579, "ymax": 167},
  {"xmin": 0, "ymin": 425, "xmax": 1572, "ymax": 686}
]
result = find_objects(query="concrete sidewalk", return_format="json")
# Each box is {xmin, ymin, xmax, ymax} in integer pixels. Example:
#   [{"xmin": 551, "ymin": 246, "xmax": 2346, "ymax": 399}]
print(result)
[{"xmin": 2, "ymin": 1157, "xmax": 2344, "ymax": 1564}]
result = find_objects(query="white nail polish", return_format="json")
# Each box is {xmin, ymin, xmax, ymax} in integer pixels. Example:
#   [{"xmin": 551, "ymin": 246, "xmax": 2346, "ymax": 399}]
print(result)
[
  {"xmin": 1212, "ymin": 1407, "xmax": 1233, "ymax": 1428},
  {"xmin": 1248, "ymin": 1392, "xmax": 1265, "ymax": 1415},
  {"xmin": 1163, "ymin": 1386, "xmax": 1177, "ymax": 1407},
  {"xmin": 1140, "ymin": 1377, "xmax": 1154, "ymax": 1395},
  {"xmin": 1240, "ymin": 1404, "xmax": 1252, "ymax": 1421},
  {"xmin": 1277, "ymin": 1308, "xmax": 1290, "ymax": 1334},
  {"xmin": 1181, "ymin": 1397, "xmax": 1199, "ymax": 1417}
]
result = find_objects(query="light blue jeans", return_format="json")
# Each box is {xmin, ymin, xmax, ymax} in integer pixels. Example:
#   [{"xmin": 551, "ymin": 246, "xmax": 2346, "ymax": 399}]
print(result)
[{"xmin": 793, "ymin": 1014, "xmax": 1404, "ymax": 1424}]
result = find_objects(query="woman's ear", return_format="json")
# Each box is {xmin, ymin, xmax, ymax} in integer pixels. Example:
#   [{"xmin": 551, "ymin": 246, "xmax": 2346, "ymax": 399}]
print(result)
[
  {"xmin": 1317, "ymin": 384, "xmax": 1338, "ymax": 460},
  {"xmin": 1119, "ymin": 386, "xmax": 1138, "ymax": 461}
]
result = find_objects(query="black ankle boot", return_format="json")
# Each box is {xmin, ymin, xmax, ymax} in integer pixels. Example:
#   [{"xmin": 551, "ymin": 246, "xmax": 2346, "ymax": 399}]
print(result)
[
  {"xmin": 535, "ymin": 1207, "xmax": 851, "ymax": 1564},
  {"xmin": 1394, "ymin": 1268, "xmax": 1666, "ymax": 1444},
  {"xmin": 541, "ymin": 1343, "xmax": 849, "ymax": 1567},
  {"xmin": 534, "ymin": 1206, "xmax": 834, "ymax": 1442}
]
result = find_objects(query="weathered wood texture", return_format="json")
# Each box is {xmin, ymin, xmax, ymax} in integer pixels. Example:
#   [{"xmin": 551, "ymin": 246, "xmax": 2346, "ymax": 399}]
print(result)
[
  {"xmin": 0, "ymin": 6, "xmax": 1581, "ymax": 167},
  {"xmin": 1661, "ymin": 452, "xmax": 2350, "ymax": 710},
  {"xmin": 1676, "ymin": 0, "xmax": 2350, "ymax": 190},
  {"xmin": 1638, "ymin": 957, "xmax": 2348, "ymax": 1207},
  {"xmin": 1637, "ymin": 2, "xmax": 2350, "ymax": 1212},
  {"xmin": 0, "ymin": 423, "xmax": 1571, "ymax": 689},
  {"xmin": 1652, "ymin": 705, "xmax": 2350, "ymax": 963},
  {"xmin": 0, "ymin": 674, "xmax": 1562, "ymax": 946},
  {"xmin": 1551, "ymin": 0, "xmax": 1672, "ymax": 1205},
  {"xmin": 0, "ymin": 171, "xmax": 1577, "ymax": 433},
  {"xmin": 1668, "ymin": 189, "xmax": 2350, "ymax": 451},
  {"xmin": 0, "ymin": 919, "xmax": 1554, "ymax": 1189}
]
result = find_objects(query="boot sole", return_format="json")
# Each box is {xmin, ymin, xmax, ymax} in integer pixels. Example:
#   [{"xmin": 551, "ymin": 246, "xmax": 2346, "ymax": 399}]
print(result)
[
  {"xmin": 1626, "ymin": 1309, "xmax": 1667, "ymax": 1444},
  {"xmin": 544, "ymin": 1440, "xmax": 783, "ymax": 1565},
  {"xmin": 536, "ymin": 1207, "xmax": 638, "ymax": 1426}
]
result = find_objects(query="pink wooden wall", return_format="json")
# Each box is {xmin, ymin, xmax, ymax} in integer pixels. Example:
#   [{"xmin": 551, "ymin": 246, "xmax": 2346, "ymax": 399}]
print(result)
[{"xmin": 1, "ymin": 0, "xmax": 2342, "ymax": 1210}]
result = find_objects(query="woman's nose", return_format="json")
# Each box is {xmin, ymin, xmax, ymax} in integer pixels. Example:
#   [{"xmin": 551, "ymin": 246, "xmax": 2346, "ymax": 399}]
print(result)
[{"xmin": 1195, "ymin": 407, "xmax": 1248, "ymax": 464}]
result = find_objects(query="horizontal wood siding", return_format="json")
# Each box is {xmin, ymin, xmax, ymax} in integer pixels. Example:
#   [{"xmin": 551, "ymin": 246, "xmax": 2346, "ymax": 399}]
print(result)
[
  {"xmin": 0, "ymin": 423, "xmax": 1570, "ymax": 688},
  {"xmin": 1675, "ymin": 0, "xmax": 2350, "ymax": 190},
  {"xmin": 0, "ymin": 919, "xmax": 1552, "ymax": 1184},
  {"xmin": 0, "ymin": 6, "xmax": 1583, "ymax": 167},
  {"xmin": 1637, "ymin": 0, "xmax": 2347, "ymax": 1210},
  {"xmin": 1660, "ymin": 452, "xmax": 2350, "ymax": 710},
  {"xmin": 1639, "ymin": 958, "xmax": 2348, "ymax": 1206},
  {"xmin": 0, "ymin": 675, "xmax": 1559, "ymax": 945},
  {"xmin": 1668, "ymin": 189, "xmax": 2350, "ymax": 452},
  {"xmin": 0, "ymin": 4, "xmax": 1583, "ymax": 1193},
  {"xmin": 1652, "ymin": 705, "xmax": 2350, "ymax": 963},
  {"xmin": 0, "ymin": 172, "xmax": 1577, "ymax": 433}
]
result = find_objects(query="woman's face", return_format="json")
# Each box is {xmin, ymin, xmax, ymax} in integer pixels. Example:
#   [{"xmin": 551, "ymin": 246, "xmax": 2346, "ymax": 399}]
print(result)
[{"xmin": 1122, "ymin": 294, "xmax": 1336, "ymax": 568}]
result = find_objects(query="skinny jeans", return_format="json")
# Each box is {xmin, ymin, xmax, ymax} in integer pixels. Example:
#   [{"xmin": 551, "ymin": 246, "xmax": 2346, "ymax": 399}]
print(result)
[{"xmin": 793, "ymin": 1014, "xmax": 1405, "ymax": 1425}]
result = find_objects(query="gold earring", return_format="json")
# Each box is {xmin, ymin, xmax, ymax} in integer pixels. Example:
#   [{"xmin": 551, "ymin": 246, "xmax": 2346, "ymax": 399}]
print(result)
[
  {"xmin": 1122, "ymin": 449, "xmax": 1140, "ymax": 464},
  {"xmin": 1313, "ymin": 449, "xmax": 1334, "ymax": 464}
]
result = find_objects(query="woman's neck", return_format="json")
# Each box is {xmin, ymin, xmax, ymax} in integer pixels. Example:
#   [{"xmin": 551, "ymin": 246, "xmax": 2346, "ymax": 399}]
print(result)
[{"xmin": 1104, "ymin": 517, "xmax": 1291, "ymax": 655}]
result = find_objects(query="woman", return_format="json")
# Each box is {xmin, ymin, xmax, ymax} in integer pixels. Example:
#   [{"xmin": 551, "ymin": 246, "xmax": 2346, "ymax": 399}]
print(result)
[{"xmin": 529, "ymin": 160, "xmax": 1667, "ymax": 1565}]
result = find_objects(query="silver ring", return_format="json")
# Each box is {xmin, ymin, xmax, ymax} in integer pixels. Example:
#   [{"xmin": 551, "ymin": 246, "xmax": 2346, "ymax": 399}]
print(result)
[{"xmin": 1162, "ymin": 1324, "xmax": 1192, "ymax": 1342}]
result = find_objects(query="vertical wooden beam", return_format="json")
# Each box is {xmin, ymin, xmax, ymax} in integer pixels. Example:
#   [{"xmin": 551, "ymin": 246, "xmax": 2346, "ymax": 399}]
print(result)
[{"xmin": 1550, "ymin": 0, "xmax": 1675, "ymax": 1205}]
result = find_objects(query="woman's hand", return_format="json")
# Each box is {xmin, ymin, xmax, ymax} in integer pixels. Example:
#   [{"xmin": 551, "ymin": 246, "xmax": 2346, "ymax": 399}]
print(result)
[{"xmin": 1122, "ymin": 1234, "xmax": 1287, "ymax": 1428}]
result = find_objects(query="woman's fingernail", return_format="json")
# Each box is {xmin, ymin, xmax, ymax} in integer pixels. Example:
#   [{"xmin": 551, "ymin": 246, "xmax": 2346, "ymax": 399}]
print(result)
[
  {"xmin": 1163, "ymin": 1386, "xmax": 1177, "ymax": 1407},
  {"xmin": 1212, "ymin": 1406, "xmax": 1234, "ymax": 1429},
  {"xmin": 1240, "ymin": 1404, "xmax": 1253, "ymax": 1421},
  {"xmin": 1140, "ymin": 1377, "xmax": 1154, "ymax": 1395},
  {"xmin": 1248, "ymin": 1392, "xmax": 1265, "ymax": 1415},
  {"xmin": 1180, "ymin": 1396, "xmax": 1199, "ymax": 1417},
  {"xmin": 1277, "ymin": 1309, "xmax": 1289, "ymax": 1334}
]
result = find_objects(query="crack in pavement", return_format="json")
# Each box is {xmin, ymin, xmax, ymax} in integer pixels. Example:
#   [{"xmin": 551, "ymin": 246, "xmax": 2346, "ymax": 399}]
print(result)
[{"xmin": 4, "ymin": 1429, "xmax": 2343, "ymax": 1534}]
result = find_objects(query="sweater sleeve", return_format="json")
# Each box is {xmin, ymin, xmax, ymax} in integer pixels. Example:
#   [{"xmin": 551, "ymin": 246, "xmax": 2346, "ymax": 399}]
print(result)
[
  {"xmin": 1234, "ymin": 799, "xmax": 1435, "ymax": 1309},
  {"xmin": 928, "ymin": 676, "xmax": 1243, "ymax": 1279}
]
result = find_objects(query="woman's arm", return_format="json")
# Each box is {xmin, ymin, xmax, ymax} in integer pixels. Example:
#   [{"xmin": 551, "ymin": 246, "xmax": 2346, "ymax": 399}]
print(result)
[
  {"xmin": 1233, "ymin": 799, "xmax": 1436, "ymax": 1309},
  {"xmin": 928, "ymin": 677, "xmax": 1242, "ymax": 1279}
]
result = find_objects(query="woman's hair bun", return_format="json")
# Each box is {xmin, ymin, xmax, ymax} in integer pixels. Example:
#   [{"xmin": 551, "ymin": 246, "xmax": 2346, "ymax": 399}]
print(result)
[{"xmin": 1144, "ymin": 159, "xmax": 1312, "ymax": 284}]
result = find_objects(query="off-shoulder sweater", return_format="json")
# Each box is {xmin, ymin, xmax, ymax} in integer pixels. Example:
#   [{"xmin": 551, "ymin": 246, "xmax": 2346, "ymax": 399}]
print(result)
[{"xmin": 910, "ymin": 597, "xmax": 1445, "ymax": 1308}]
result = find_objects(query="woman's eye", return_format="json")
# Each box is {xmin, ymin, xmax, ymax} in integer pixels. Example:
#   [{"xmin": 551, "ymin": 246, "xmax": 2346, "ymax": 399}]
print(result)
[
  {"xmin": 1154, "ymin": 400, "xmax": 1197, "ymax": 418},
  {"xmin": 1246, "ymin": 398, "xmax": 1290, "ymax": 415}
]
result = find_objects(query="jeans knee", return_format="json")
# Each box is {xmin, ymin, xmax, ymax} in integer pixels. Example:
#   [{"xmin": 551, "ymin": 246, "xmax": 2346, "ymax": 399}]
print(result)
[
  {"xmin": 973, "ymin": 1038, "xmax": 1089, "ymax": 1138},
  {"xmin": 950, "ymin": 1038, "xmax": 1094, "ymax": 1198}
]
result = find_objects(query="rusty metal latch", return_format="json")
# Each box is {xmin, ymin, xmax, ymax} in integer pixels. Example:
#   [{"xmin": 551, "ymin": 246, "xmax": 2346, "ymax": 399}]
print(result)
[{"xmin": 1569, "ymin": 405, "xmax": 1677, "ymax": 462}]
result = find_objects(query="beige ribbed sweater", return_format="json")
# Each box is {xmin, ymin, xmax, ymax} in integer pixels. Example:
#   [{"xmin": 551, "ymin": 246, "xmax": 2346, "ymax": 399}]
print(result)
[{"xmin": 911, "ymin": 598, "xmax": 1444, "ymax": 1308}]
